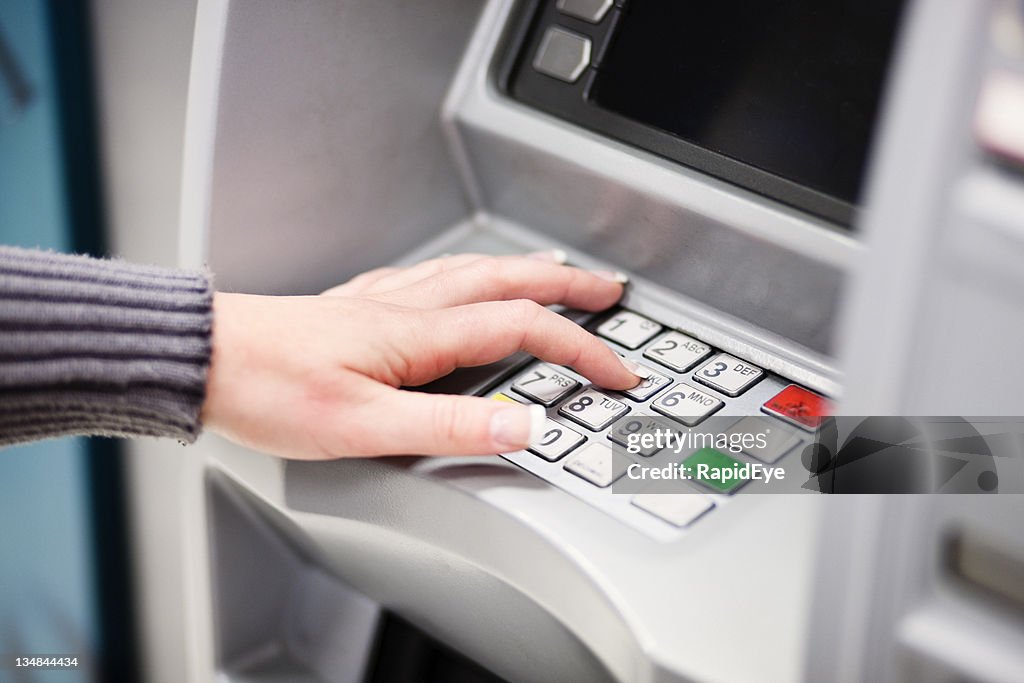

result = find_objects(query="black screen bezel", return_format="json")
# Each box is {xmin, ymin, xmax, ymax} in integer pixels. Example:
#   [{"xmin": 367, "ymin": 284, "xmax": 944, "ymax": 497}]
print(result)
[{"xmin": 493, "ymin": 0, "xmax": 905, "ymax": 227}]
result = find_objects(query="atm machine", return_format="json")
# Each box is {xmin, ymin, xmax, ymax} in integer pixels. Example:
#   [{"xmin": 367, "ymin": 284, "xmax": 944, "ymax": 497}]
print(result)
[{"xmin": 148, "ymin": 1, "xmax": 1024, "ymax": 681}]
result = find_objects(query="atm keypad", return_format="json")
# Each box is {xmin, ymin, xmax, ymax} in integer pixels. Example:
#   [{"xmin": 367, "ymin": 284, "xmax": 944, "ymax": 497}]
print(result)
[
  {"xmin": 643, "ymin": 331, "xmax": 712, "ymax": 372},
  {"xmin": 489, "ymin": 306, "xmax": 824, "ymax": 539},
  {"xmin": 558, "ymin": 388, "xmax": 629, "ymax": 430},
  {"xmin": 512, "ymin": 363, "xmax": 580, "ymax": 406},
  {"xmin": 596, "ymin": 311, "xmax": 661, "ymax": 349},
  {"xmin": 693, "ymin": 353, "xmax": 764, "ymax": 396}
]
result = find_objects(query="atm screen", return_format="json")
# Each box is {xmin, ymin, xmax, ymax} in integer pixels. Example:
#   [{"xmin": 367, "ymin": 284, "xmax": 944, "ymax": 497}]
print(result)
[
  {"xmin": 590, "ymin": 0, "xmax": 906, "ymax": 206},
  {"xmin": 502, "ymin": 0, "xmax": 909, "ymax": 224}
]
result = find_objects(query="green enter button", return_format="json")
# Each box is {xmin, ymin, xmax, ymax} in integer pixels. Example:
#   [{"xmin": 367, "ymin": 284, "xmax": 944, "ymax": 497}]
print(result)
[{"xmin": 682, "ymin": 448, "xmax": 750, "ymax": 494}]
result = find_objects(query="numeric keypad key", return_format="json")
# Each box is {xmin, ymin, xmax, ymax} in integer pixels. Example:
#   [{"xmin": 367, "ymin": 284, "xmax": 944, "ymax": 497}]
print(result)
[
  {"xmin": 597, "ymin": 311, "xmax": 661, "ymax": 349},
  {"xmin": 512, "ymin": 363, "xmax": 579, "ymax": 406},
  {"xmin": 619, "ymin": 361, "xmax": 671, "ymax": 401},
  {"xmin": 558, "ymin": 388, "xmax": 629, "ymax": 431},
  {"xmin": 694, "ymin": 353, "xmax": 764, "ymax": 396},
  {"xmin": 563, "ymin": 442, "xmax": 630, "ymax": 487},
  {"xmin": 529, "ymin": 419, "xmax": 585, "ymax": 461},
  {"xmin": 643, "ymin": 331, "xmax": 713, "ymax": 372},
  {"xmin": 608, "ymin": 416, "xmax": 678, "ymax": 456},
  {"xmin": 651, "ymin": 383, "xmax": 723, "ymax": 426}
]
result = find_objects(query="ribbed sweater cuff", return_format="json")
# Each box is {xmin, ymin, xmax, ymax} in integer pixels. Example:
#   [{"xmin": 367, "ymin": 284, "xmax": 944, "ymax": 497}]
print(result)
[{"xmin": 0, "ymin": 245, "xmax": 213, "ymax": 447}]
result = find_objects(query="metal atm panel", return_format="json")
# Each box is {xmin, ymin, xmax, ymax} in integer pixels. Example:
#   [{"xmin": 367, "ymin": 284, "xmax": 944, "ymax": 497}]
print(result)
[{"xmin": 144, "ymin": 1, "xmax": 1024, "ymax": 681}]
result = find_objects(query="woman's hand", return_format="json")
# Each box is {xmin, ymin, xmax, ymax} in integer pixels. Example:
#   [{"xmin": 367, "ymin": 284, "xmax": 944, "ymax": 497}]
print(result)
[{"xmin": 201, "ymin": 251, "xmax": 645, "ymax": 459}]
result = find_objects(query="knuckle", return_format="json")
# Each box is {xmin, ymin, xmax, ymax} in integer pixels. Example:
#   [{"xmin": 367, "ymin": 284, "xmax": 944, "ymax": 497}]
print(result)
[
  {"xmin": 467, "ymin": 257, "xmax": 499, "ymax": 284},
  {"xmin": 569, "ymin": 265, "xmax": 590, "ymax": 289},
  {"xmin": 428, "ymin": 257, "xmax": 453, "ymax": 275},
  {"xmin": 506, "ymin": 298, "xmax": 542, "ymax": 325},
  {"xmin": 353, "ymin": 267, "xmax": 392, "ymax": 283},
  {"xmin": 430, "ymin": 400, "xmax": 462, "ymax": 447}
]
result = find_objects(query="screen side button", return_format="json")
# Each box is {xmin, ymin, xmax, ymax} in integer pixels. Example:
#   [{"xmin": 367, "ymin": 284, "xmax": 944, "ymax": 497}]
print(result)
[
  {"xmin": 556, "ymin": 0, "xmax": 613, "ymax": 23},
  {"xmin": 532, "ymin": 27, "xmax": 592, "ymax": 83}
]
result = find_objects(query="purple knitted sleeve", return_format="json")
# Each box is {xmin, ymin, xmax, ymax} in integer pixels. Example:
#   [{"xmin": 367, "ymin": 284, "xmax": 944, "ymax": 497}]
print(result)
[{"xmin": 0, "ymin": 245, "xmax": 213, "ymax": 446}]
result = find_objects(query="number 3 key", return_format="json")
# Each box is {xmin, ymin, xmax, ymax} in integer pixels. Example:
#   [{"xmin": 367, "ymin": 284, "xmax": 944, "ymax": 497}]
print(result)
[{"xmin": 693, "ymin": 353, "xmax": 764, "ymax": 397}]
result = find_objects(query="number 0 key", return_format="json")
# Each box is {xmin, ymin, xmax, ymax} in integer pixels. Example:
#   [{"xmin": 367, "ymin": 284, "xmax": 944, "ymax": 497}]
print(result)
[{"xmin": 528, "ymin": 418, "xmax": 585, "ymax": 461}]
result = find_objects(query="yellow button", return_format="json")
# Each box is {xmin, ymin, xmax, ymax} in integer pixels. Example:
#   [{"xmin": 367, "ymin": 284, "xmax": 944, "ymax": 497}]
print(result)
[{"xmin": 490, "ymin": 392, "xmax": 522, "ymax": 403}]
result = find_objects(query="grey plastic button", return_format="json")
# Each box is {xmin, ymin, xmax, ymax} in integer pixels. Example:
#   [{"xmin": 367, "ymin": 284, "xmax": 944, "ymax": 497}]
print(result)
[
  {"xmin": 596, "ymin": 310, "xmax": 661, "ymax": 349},
  {"xmin": 693, "ymin": 353, "xmax": 764, "ymax": 397},
  {"xmin": 563, "ymin": 442, "xmax": 629, "ymax": 487},
  {"xmin": 556, "ymin": 0, "xmax": 613, "ymax": 23},
  {"xmin": 619, "ymin": 360, "xmax": 672, "ymax": 401},
  {"xmin": 632, "ymin": 493, "xmax": 713, "ymax": 527},
  {"xmin": 529, "ymin": 418, "xmax": 585, "ymax": 461},
  {"xmin": 608, "ymin": 416, "xmax": 677, "ymax": 456},
  {"xmin": 643, "ymin": 331, "xmax": 713, "ymax": 373},
  {"xmin": 558, "ymin": 388, "xmax": 629, "ymax": 431},
  {"xmin": 532, "ymin": 27, "xmax": 591, "ymax": 83},
  {"xmin": 650, "ymin": 383, "xmax": 723, "ymax": 426},
  {"xmin": 512, "ymin": 362, "xmax": 579, "ymax": 406},
  {"xmin": 726, "ymin": 416, "xmax": 802, "ymax": 464}
]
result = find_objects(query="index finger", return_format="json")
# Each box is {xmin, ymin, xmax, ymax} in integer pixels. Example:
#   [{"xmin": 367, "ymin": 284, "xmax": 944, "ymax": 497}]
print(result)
[
  {"xmin": 371, "ymin": 256, "xmax": 628, "ymax": 311},
  {"xmin": 405, "ymin": 299, "xmax": 647, "ymax": 390}
]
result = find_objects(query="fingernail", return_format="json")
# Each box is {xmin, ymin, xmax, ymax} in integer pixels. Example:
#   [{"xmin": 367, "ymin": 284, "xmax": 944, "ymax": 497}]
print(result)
[
  {"xmin": 592, "ymin": 270, "xmax": 630, "ymax": 284},
  {"xmin": 490, "ymin": 404, "xmax": 546, "ymax": 451},
  {"xmin": 526, "ymin": 249, "xmax": 568, "ymax": 265},
  {"xmin": 617, "ymin": 354, "xmax": 653, "ymax": 379}
]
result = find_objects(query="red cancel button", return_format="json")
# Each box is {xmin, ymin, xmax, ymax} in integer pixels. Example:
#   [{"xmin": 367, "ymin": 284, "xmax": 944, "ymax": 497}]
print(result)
[{"xmin": 762, "ymin": 385, "xmax": 830, "ymax": 430}]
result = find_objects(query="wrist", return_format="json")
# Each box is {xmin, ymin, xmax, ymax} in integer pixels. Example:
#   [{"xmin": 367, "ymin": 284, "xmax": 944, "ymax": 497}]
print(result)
[{"xmin": 200, "ymin": 291, "xmax": 236, "ymax": 431}]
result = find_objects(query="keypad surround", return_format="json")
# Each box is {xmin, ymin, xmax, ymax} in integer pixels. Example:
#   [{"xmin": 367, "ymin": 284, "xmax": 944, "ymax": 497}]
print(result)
[{"xmin": 488, "ymin": 308, "xmax": 829, "ymax": 540}]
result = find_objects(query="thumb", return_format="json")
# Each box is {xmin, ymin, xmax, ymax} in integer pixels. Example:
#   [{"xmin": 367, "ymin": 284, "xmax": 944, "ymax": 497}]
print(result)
[{"xmin": 361, "ymin": 388, "xmax": 547, "ymax": 456}]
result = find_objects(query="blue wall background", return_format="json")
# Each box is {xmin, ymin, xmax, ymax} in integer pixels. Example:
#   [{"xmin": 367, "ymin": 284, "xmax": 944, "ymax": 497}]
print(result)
[{"xmin": 1, "ymin": 1, "xmax": 100, "ymax": 681}]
